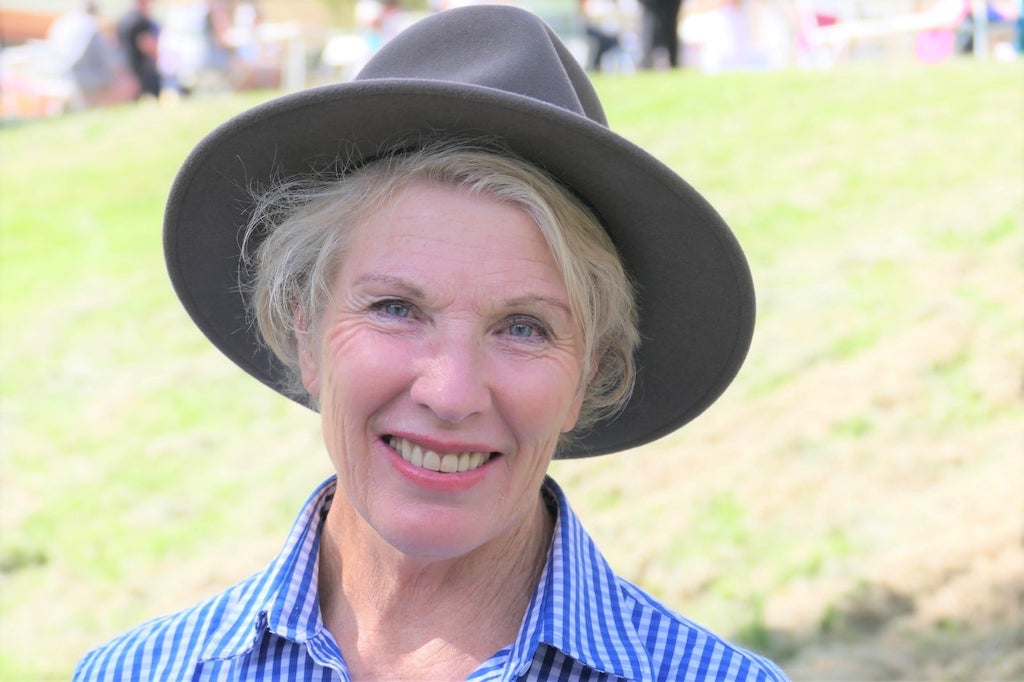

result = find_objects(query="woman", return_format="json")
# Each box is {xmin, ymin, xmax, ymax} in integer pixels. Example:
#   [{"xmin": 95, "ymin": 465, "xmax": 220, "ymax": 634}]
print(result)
[{"xmin": 75, "ymin": 6, "xmax": 786, "ymax": 681}]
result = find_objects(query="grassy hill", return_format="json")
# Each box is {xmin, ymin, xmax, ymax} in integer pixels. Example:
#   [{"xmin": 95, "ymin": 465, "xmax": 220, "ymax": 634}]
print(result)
[{"xmin": 1, "ymin": 60, "xmax": 1021, "ymax": 680}]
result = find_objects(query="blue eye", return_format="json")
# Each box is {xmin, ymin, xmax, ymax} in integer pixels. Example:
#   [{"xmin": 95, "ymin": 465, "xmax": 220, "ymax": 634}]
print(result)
[
  {"xmin": 506, "ymin": 316, "xmax": 550, "ymax": 341},
  {"xmin": 510, "ymin": 322, "xmax": 535, "ymax": 338},
  {"xmin": 374, "ymin": 300, "xmax": 413, "ymax": 318}
]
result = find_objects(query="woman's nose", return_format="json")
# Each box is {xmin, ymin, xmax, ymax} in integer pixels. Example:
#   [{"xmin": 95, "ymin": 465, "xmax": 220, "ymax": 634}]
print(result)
[{"xmin": 410, "ymin": 340, "xmax": 492, "ymax": 424}]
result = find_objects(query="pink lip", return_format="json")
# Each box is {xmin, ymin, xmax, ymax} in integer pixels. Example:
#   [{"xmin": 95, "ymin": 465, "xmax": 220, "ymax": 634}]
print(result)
[{"xmin": 381, "ymin": 434, "xmax": 497, "ymax": 492}]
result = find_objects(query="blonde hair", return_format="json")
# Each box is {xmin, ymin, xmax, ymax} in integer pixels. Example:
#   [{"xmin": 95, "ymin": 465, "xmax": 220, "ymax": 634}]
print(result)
[{"xmin": 243, "ymin": 140, "xmax": 639, "ymax": 442}]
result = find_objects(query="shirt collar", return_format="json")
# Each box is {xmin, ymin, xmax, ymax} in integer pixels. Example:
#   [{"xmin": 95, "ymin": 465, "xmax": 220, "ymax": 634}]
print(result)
[
  {"xmin": 505, "ymin": 477, "xmax": 652, "ymax": 681},
  {"xmin": 263, "ymin": 477, "xmax": 334, "ymax": 642},
  {"xmin": 199, "ymin": 476, "xmax": 335, "ymax": 660},
  {"xmin": 200, "ymin": 475, "xmax": 652, "ymax": 680}
]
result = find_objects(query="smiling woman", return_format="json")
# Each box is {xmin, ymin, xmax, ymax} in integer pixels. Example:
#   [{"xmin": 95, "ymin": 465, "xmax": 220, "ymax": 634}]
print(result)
[{"xmin": 72, "ymin": 5, "xmax": 784, "ymax": 682}]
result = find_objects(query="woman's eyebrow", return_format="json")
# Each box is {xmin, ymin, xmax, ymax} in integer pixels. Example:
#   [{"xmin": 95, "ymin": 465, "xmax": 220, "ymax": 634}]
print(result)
[
  {"xmin": 506, "ymin": 295, "xmax": 572, "ymax": 318},
  {"xmin": 352, "ymin": 273, "xmax": 426, "ymax": 299}
]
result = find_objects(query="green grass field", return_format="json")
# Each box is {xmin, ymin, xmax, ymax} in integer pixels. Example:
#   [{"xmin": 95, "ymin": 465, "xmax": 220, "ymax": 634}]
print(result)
[{"xmin": 2, "ymin": 61, "xmax": 1022, "ymax": 680}]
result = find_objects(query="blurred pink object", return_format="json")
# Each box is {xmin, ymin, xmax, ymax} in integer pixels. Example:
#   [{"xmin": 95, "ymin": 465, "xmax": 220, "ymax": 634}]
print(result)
[{"xmin": 916, "ymin": 28, "xmax": 957, "ymax": 62}]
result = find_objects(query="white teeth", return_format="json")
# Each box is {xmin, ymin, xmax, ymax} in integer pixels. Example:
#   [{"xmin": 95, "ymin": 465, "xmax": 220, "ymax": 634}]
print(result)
[
  {"xmin": 423, "ymin": 450, "xmax": 441, "ymax": 471},
  {"xmin": 388, "ymin": 436, "xmax": 491, "ymax": 473},
  {"xmin": 410, "ymin": 444, "xmax": 424, "ymax": 468}
]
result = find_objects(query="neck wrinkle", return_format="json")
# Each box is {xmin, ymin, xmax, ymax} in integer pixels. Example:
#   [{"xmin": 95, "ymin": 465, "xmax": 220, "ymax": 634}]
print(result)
[{"xmin": 317, "ymin": 491, "xmax": 555, "ymax": 678}]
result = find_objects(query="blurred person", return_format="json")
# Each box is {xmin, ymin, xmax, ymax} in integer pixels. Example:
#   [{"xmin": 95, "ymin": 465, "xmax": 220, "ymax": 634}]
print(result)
[
  {"xmin": 158, "ymin": 0, "xmax": 232, "ymax": 96},
  {"xmin": 640, "ymin": 0, "xmax": 684, "ymax": 67},
  {"xmin": 230, "ymin": 0, "xmax": 263, "ymax": 64},
  {"xmin": 225, "ymin": 0, "xmax": 282, "ymax": 90},
  {"xmin": 580, "ymin": 0, "xmax": 623, "ymax": 71},
  {"xmin": 73, "ymin": 6, "xmax": 788, "ymax": 681},
  {"xmin": 1013, "ymin": 0, "xmax": 1024, "ymax": 53},
  {"xmin": 47, "ymin": 1, "xmax": 132, "ymax": 108},
  {"xmin": 117, "ymin": 0, "xmax": 161, "ymax": 98}
]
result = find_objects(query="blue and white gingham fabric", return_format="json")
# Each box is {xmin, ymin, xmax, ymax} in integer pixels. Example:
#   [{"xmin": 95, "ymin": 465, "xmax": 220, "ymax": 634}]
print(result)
[{"xmin": 74, "ymin": 476, "xmax": 789, "ymax": 681}]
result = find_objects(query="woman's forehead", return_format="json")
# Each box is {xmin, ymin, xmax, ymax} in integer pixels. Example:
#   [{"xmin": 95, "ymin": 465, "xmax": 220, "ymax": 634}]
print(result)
[
  {"xmin": 351, "ymin": 183, "xmax": 547, "ymax": 252},
  {"xmin": 342, "ymin": 183, "xmax": 565, "ymax": 290}
]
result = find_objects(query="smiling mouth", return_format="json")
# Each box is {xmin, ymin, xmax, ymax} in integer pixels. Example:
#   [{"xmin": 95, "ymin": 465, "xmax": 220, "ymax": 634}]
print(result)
[{"xmin": 386, "ymin": 435, "xmax": 494, "ymax": 473}]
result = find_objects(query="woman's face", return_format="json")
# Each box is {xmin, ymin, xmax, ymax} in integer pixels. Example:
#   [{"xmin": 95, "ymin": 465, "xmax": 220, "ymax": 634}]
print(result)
[{"xmin": 301, "ymin": 181, "xmax": 585, "ymax": 561}]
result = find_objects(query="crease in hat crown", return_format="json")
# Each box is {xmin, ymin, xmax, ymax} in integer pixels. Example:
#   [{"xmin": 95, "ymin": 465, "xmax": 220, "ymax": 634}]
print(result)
[{"xmin": 354, "ymin": 5, "xmax": 608, "ymax": 125}]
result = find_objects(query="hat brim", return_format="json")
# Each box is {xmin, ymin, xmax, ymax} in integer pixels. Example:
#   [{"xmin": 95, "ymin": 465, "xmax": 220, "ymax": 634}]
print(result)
[{"xmin": 164, "ymin": 79, "xmax": 754, "ymax": 458}]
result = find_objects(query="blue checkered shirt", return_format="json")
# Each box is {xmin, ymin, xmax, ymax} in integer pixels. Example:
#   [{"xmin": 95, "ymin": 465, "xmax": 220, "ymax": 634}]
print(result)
[{"xmin": 74, "ymin": 476, "xmax": 788, "ymax": 681}]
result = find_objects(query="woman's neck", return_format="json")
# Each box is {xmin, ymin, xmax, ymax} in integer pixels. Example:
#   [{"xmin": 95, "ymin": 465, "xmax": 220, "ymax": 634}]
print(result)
[{"xmin": 317, "ymin": 492, "xmax": 554, "ymax": 681}]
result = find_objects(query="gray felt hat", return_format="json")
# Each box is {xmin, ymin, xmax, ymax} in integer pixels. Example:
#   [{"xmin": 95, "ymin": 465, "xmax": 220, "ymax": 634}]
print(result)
[{"xmin": 163, "ymin": 4, "xmax": 755, "ymax": 458}]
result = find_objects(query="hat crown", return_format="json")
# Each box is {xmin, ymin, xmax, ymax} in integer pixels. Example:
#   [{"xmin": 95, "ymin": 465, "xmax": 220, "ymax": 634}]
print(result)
[{"xmin": 355, "ymin": 6, "xmax": 608, "ymax": 126}]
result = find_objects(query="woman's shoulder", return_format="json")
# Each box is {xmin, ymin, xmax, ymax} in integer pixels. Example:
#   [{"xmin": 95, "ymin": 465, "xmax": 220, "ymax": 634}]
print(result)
[
  {"xmin": 546, "ymin": 481, "xmax": 789, "ymax": 680},
  {"xmin": 614, "ymin": 578, "xmax": 791, "ymax": 682}
]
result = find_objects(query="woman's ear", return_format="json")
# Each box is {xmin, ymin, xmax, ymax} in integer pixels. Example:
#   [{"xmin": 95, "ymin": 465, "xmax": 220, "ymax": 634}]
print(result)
[{"xmin": 295, "ymin": 307, "xmax": 321, "ymax": 397}]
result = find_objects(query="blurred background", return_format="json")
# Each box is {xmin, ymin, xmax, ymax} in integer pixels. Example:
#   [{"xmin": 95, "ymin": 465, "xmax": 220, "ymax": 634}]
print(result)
[
  {"xmin": 1, "ymin": 0, "xmax": 1021, "ymax": 680},
  {"xmin": 1, "ymin": 0, "xmax": 1022, "ymax": 118}
]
